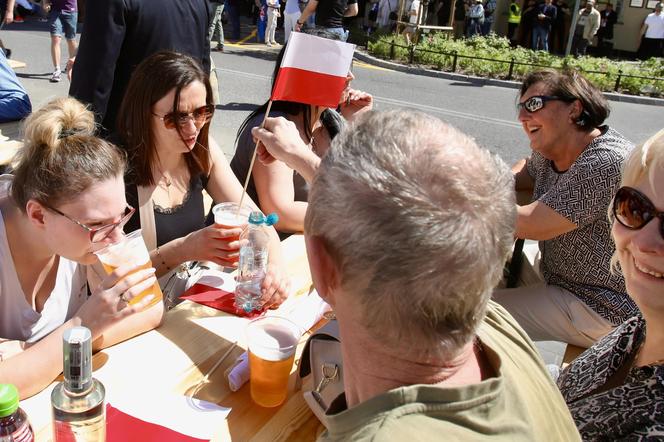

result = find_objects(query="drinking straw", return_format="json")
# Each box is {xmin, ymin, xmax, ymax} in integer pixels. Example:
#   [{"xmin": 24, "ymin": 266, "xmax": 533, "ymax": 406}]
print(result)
[{"xmin": 201, "ymin": 340, "xmax": 239, "ymax": 383}]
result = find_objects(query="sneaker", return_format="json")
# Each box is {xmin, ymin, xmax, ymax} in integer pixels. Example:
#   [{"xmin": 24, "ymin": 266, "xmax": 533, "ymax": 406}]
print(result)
[
  {"xmin": 270, "ymin": 41, "xmax": 278, "ymax": 45},
  {"xmin": 50, "ymin": 68, "xmax": 61, "ymax": 83},
  {"xmin": 266, "ymin": 42, "xmax": 272, "ymax": 47},
  {"xmin": 213, "ymin": 44, "xmax": 224, "ymax": 52},
  {"xmin": 13, "ymin": 15, "xmax": 24, "ymax": 23}
]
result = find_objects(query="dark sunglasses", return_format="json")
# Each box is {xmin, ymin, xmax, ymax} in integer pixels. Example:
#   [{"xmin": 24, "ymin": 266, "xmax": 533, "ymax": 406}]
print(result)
[
  {"xmin": 46, "ymin": 205, "xmax": 136, "ymax": 243},
  {"xmin": 612, "ymin": 187, "xmax": 664, "ymax": 238},
  {"xmin": 517, "ymin": 95, "xmax": 571, "ymax": 113},
  {"xmin": 153, "ymin": 104, "xmax": 215, "ymax": 130}
]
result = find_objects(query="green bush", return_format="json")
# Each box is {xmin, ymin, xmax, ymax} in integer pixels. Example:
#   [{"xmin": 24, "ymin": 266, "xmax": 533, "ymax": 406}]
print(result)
[{"xmin": 368, "ymin": 33, "xmax": 664, "ymax": 97}]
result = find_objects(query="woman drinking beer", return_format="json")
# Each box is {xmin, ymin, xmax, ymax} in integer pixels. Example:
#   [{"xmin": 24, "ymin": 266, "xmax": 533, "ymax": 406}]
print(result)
[{"xmin": 0, "ymin": 97, "xmax": 164, "ymax": 399}]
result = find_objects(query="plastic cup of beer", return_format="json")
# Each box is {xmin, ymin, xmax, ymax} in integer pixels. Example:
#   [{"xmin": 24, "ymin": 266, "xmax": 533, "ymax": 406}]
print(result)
[
  {"xmin": 246, "ymin": 316, "xmax": 303, "ymax": 408},
  {"xmin": 212, "ymin": 202, "xmax": 251, "ymax": 232},
  {"xmin": 93, "ymin": 229, "xmax": 163, "ymax": 308}
]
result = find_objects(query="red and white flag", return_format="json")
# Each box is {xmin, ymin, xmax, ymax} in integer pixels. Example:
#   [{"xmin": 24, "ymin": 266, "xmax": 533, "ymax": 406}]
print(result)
[{"xmin": 271, "ymin": 32, "xmax": 355, "ymax": 108}]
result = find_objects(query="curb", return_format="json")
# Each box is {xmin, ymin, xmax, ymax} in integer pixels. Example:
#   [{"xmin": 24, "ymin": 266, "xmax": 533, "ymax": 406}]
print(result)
[{"xmin": 353, "ymin": 48, "xmax": 664, "ymax": 107}]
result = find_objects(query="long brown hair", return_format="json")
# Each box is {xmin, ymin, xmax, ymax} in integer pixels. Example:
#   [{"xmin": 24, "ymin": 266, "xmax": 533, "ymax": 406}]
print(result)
[
  {"xmin": 11, "ymin": 97, "xmax": 125, "ymax": 210},
  {"xmin": 117, "ymin": 51, "xmax": 213, "ymax": 186}
]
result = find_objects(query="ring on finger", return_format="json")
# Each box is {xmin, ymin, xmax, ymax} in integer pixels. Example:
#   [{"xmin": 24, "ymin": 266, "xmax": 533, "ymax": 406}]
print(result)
[{"xmin": 119, "ymin": 293, "xmax": 129, "ymax": 303}]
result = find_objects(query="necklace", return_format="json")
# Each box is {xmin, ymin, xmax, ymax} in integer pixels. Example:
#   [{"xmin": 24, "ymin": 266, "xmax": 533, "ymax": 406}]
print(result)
[{"xmin": 154, "ymin": 164, "xmax": 173, "ymax": 197}]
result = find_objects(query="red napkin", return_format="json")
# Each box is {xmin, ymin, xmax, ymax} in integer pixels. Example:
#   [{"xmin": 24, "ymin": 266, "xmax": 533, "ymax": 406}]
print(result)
[
  {"xmin": 106, "ymin": 403, "xmax": 207, "ymax": 442},
  {"xmin": 179, "ymin": 283, "xmax": 264, "ymax": 318}
]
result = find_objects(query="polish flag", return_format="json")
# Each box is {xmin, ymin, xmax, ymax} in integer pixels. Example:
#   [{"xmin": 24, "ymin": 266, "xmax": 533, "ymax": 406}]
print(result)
[{"xmin": 271, "ymin": 32, "xmax": 355, "ymax": 108}]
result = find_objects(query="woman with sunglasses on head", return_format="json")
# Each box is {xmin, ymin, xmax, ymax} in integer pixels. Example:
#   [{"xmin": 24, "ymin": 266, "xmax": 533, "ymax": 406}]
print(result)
[
  {"xmin": 117, "ymin": 51, "xmax": 289, "ymax": 308},
  {"xmin": 493, "ymin": 69, "xmax": 636, "ymax": 348},
  {"xmin": 557, "ymin": 129, "xmax": 664, "ymax": 439},
  {"xmin": 0, "ymin": 97, "xmax": 164, "ymax": 399},
  {"xmin": 230, "ymin": 40, "xmax": 372, "ymax": 237}
]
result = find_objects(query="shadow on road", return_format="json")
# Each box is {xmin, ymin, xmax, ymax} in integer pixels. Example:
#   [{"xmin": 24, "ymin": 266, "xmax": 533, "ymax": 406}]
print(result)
[
  {"xmin": 449, "ymin": 81, "xmax": 483, "ymax": 87},
  {"xmin": 16, "ymin": 72, "xmax": 54, "ymax": 81}
]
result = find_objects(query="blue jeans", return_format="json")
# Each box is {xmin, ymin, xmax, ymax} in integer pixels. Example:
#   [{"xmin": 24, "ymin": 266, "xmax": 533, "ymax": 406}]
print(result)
[
  {"xmin": 532, "ymin": 26, "xmax": 549, "ymax": 51},
  {"xmin": 48, "ymin": 10, "xmax": 78, "ymax": 40},
  {"xmin": 319, "ymin": 26, "xmax": 349, "ymax": 41}
]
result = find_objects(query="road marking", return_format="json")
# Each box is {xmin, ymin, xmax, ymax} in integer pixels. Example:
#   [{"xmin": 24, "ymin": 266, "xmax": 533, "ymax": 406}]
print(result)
[
  {"xmin": 216, "ymin": 67, "xmax": 521, "ymax": 129},
  {"xmin": 226, "ymin": 30, "xmax": 258, "ymax": 46},
  {"xmin": 353, "ymin": 60, "xmax": 391, "ymax": 72}
]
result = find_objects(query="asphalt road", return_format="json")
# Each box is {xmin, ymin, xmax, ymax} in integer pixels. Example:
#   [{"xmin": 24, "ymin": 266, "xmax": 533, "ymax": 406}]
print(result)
[{"xmin": 3, "ymin": 19, "xmax": 663, "ymax": 168}]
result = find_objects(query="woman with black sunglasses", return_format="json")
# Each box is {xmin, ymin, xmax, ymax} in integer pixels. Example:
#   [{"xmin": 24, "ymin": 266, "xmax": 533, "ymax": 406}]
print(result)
[
  {"xmin": 557, "ymin": 129, "xmax": 664, "ymax": 439},
  {"xmin": 117, "ymin": 51, "xmax": 290, "ymax": 310},
  {"xmin": 0, "ymin": 97, "xmax": 164, "ymax": 399},
  {"xmin": 493, "ymin": 69, "xmax": 636, "ymax": 348}
]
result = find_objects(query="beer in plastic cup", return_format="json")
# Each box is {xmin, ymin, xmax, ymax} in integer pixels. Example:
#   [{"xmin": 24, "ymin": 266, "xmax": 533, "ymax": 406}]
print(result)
[
  {"xmin": 246, "ymin": 316, "xmax": 303, "ymax": 407},
  {"xmin": 93, "ymin": 229, "xmax": 163, "ymax": 308}
]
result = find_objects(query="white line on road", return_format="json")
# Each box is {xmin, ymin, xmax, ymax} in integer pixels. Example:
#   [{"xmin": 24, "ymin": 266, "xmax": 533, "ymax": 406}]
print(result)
[{"xmin": 216, "ymin": 67, "xmax": 522, "ymax": 129}]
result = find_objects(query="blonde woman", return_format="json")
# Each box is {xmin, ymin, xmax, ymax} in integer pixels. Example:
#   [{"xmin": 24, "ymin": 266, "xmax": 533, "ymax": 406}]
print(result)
[
  {"xmin": 558, "ymin": 129, "xmax": 664, "ymax": 439},
  {"xmin": 0, "ymin": 97, "xmax": 164, "ymax": 399}
]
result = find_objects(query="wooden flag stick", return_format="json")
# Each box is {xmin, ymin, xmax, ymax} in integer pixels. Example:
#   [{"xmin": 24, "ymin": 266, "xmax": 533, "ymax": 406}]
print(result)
[{"xmin": 237, "ymin": 99, "xmax": 275, "ymax": 216}]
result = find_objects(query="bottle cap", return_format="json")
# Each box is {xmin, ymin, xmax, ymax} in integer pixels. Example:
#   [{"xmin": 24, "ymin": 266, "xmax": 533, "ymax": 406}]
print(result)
[
  {"xmin": 0, "ymin": 384, "xmax": 19, "ymax": 417},
  {"xmin": 248, "ymin": 211, "xmax": 265, "ymax": 225},
  {"xmin": 265, "ymin": 213, "xmax": 279, "ymax": 226},
  {"xmin": 63, "ymin": 326, "xmax": 93, "ymax": 394}
]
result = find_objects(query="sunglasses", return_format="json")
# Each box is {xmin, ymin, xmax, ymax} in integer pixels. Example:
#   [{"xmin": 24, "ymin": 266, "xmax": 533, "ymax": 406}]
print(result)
[
  {"xmin": 47, "ymin": 205, "xmax": 136, "ymax": 243},
  {"xmin": 517, "ymin": 95, "xmax": 571, "ymax": 113},
  {"xmin": 612, "ymin": 187, "xmax": 664, "ymax": 238},
  {"xmin": 153, "ymin": 104, "xmax": 215, "ymax": 130}
]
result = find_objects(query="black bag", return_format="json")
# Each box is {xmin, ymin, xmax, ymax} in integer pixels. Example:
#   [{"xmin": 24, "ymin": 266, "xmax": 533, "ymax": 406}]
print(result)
[{"xmin": 389, "ymin": 11, "xmax": 398, "ymax": 20}]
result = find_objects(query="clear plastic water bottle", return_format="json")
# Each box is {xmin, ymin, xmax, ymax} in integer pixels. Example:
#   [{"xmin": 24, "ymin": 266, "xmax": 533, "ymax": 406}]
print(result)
[
  {"xmin": 0, "ymin": 384, "xmax": 34, "ymax": 442},
  {"xmin": 235, "ymin": 211, "xmax": 279, "ymax": 313}
]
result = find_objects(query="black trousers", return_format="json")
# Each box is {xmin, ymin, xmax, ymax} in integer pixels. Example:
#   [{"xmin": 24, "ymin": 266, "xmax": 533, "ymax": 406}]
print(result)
[{"xmin": 638, "ymin": 37, "xmax": 664, "ymax": 60}]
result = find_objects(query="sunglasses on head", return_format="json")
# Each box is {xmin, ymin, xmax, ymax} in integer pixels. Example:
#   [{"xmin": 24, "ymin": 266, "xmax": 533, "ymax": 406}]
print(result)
[
  {"xmin": 153, "ymin": 104, "xmax": 215, "ymax": 130},
  {"xmin": 612, "ymin": 186, "xmax": 664, "ymax": 239},
  {"xmin": 517, "ymin": 95, "xmax": 572, "ymax": 113}
]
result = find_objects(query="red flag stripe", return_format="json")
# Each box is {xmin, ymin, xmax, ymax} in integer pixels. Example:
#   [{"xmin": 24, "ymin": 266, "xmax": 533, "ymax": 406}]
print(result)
[{"xmin": 271, "ymin": 67, "xmax": 347, "ymax": 108}]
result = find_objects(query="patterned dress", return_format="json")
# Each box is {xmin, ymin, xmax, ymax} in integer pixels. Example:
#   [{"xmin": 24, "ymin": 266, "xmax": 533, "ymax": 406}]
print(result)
[
  {"xmin": 527, "ymin": 126, "xmax": 637, "ymax": 325},
  {"xmin": 558, "ymin": 316, "xmax": 664, "ymax": 440}
]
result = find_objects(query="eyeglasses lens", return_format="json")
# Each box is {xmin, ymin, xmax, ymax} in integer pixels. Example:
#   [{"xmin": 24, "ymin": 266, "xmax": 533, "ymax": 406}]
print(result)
[
  {"xmin": 163, "ymin": 105, "xmax": 214, "ymax": 129},
  {"xmin": 614, "ymin": 188, "xmax": 653, "ymax": 230},
  {"xmin": 525, "ymin": 97, "xmax": 543, "ymax": 113},
  {"xmin": 91, "ymin": 207, "xmax": 134, "ymax": 243}
]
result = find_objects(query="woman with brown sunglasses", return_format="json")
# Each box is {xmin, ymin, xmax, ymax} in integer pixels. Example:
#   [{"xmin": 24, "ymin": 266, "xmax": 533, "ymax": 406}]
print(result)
[
  {"xmin": 557, "ymin": 129, "xmax": 664, "ymax": 439},
  {"xmin": 117, "ymin": 51, "xmax": 290, "ymax": 309},
  {"xmin": 0, "ymin": 97, "xmax": 164, "ymax": 399}
]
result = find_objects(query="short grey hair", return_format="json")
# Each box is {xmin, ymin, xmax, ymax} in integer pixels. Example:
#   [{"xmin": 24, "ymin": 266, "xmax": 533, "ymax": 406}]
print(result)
[{"xmin": 305, "ymin": 110, "xmax": 516, "ymax": 359}]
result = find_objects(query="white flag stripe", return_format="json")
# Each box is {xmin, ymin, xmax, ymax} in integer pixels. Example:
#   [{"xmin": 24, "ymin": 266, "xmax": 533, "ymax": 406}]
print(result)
[{"xmin": 281, "ymin": 32, "xmax": 355, "ymax": 77}]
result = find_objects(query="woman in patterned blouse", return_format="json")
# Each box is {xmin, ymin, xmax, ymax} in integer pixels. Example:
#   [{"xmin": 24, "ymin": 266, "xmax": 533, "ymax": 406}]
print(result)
[{"xmin": 557, "ymin": 129, "xmax": 664, "ymax": 439}]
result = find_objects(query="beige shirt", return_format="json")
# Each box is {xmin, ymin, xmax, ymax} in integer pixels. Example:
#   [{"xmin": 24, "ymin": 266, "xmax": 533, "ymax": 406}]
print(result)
[{"xmin": 319, "ymin": 302, "xmax": 581, "ymax": 441}]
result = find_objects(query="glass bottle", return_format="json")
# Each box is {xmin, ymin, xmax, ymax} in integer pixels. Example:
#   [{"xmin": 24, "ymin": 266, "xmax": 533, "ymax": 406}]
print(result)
[
  {"xmin": 0, "ymin": 384, "xmax": 34, "ymax": 442},
  {"xmin": 51, "ymin": 327, "xmax": 105, "ymax": 442}
]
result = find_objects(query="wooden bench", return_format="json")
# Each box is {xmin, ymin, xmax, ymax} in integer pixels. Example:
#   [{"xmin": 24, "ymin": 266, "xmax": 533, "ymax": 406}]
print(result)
[{"xmin": 0, "ymin": 120, "xmax": 23, "ymax": 170}]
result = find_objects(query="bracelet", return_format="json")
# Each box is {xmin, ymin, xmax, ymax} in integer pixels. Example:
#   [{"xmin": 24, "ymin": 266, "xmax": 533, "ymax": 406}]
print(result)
[{"xmin": 155, "ymin": 246, "xmax": 171, "ymax": 272}]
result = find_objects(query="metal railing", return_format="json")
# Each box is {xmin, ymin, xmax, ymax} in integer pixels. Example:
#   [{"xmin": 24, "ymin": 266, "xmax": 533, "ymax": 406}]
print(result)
[{"xmin": 365, "ymin": 35, "xmax": 664, "ymax": 94}]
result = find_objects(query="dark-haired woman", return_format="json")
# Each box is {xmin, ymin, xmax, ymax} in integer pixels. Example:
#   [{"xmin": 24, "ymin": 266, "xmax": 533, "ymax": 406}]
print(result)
[
  {"xmin": 0, "ymin": 97, "xmax": 163, "ymax": 399},
  {"xmin": 117, "ymin": 51, "xmax": 289, "ymax": 310},
  {"xmin": 493, "ymin": 69, "xmax": 636, "ymax": 347},
  {"xmin": 231, "ymin": 47, "xmax": 372, "ymax": 237}
]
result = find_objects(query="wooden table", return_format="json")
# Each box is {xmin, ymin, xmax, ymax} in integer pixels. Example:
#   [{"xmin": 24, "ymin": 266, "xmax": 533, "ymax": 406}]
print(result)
[
  {"xmin": 0, "ymin": 120, "xmax": 22, "ymax": 168},
  {"xmin": 21, "ymin": 235, "xmax": 326, "ymax": 441}
]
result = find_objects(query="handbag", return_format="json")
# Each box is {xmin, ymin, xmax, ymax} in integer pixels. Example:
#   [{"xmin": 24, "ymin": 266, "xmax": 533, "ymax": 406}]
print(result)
[
  {"xmin": 137, "ymin": 185, "xmax": 201, "ymax": 309},
  {"xmin": 298, "ymin": 320, "xmax": 343, "ymax": 428}
]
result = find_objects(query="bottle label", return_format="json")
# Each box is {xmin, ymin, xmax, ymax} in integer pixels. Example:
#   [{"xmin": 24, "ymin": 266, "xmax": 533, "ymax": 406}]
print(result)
[{"xmin": 2, "ymin": 422, "xmax": 34, "ymax": 442}]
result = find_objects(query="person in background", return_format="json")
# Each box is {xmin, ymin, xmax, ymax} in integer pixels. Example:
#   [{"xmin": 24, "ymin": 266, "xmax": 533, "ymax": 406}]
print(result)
[
  {"xmin": 265, "ymin": 0, "xmax": 280, "ymax": 46},
  {"xmin": 0, "ymin": 48, "xmax": 30, "ymax": 122},
  {"xmin": 117, "ymin": 51, "xmax": 290, "ymax": 309},
  {"xmin": 637, "ymin": 2, "xmax": 664, "ymax": 60},
  {"xmin": 0, "ymin": 97, "xmax": 163, "ymax": 399},
  {"xmin": 481, "ymin": 0, "xmax": 495, "ymax": 34},
  {"xmin": 466, "ymin": 0, "xmax": 483, "ymax": 37},
  {"xmin": 507, "ymin": 0, "xmax": 521, "ymax": 44},
  {"xmin": 532, "ymin": 0, "xmax": 556, "ymax": 51},
  {"xmin": 43, "ymin": 0, "xmax": 78, "ymax": 83},
  {"xmin": 0, "ymin": 0, "xmax": 16, "ymax": 59},
  {"xmin": 493, "ymin": 69, "xmax": 636, "ymax": 348},
  {"xmin": 69, "ymin": 0, "xmax": 211, "ymax": 136},
  {"xmin": 402, "ymin": 0, "xmax": 420, "ymax": 44},
  {"xmin": 558, "ymin": 129, "xmax": 664, "ymax": 439},
  {"xmin": 596, "ymin": 2, "xmax": 617, "ymax": 49},
  {"xmin": 252, "ymin": 109, "xmax": 581, "ymax": 440},
  {"xmin": 452, "ymin": 0, "xmax": 466, "ymax": 38},
  {"xmin": 571, "ymin": 0, "xmax": 599, "ymax": 56},
  {"xmin": 283, "ymin": 0, "xmax": 301, "ymax": 41},
  {"xmin": 209, "ymin": 0, "xmax": 225, "ymax": 52},
  {"xmin": 294, "ymin": 0, "xmax": 358, "ymax": 41}
]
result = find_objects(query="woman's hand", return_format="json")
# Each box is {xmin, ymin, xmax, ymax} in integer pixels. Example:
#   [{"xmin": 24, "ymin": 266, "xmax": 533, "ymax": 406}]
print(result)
[
  {"xmin": 252, "ymin": 117, "xmax": 310, "ymax": 167},
  {"xmin": 76, "ymin": 264, "xmax": 158, "ymax": 340},
  {"xmin": 184, "ymin": 224, "xmax": 244, "ymax": 267},
  {"xmin": 259, "ymin": 263, "xmax": 291, "ymax": 309},
  {"xmin": 339, "ymin": 89, "xmax": 373, "ymax": 122}
]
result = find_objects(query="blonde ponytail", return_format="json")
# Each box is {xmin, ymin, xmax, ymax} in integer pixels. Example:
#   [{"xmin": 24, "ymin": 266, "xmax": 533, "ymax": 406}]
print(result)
[{"xmin": 11, "ymin": 97, "xmax": 125, "ymax": 210}]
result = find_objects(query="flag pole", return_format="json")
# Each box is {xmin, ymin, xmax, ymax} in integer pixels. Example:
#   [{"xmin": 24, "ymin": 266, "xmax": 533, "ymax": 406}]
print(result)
[{"xmin": 237, "ymin": 99, "xmax": 275, "ymax": 216}]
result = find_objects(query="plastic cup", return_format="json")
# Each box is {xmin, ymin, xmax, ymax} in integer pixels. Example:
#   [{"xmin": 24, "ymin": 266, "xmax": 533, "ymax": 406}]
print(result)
[
  {"xmin": 212, "ymin": 202, "xmax": 252, "ymax": 231},
  {"xmin": 93, "ymin": 229, "xmax": 162, "ymax": 308},
  {"xmin": 246, "ymin": 316, "xmax": 303, "ymax": 408}
]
